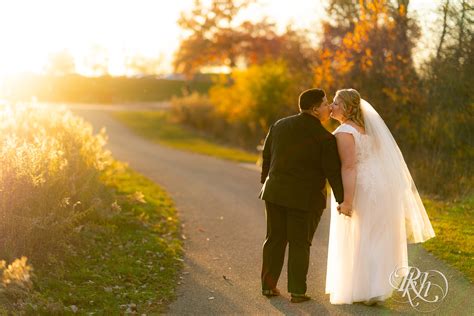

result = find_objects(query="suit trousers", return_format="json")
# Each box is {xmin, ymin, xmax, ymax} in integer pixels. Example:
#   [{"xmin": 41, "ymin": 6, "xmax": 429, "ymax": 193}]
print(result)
[{"xmin": 261, "ymin": 201, "xmax": 324, "ymax": 294}]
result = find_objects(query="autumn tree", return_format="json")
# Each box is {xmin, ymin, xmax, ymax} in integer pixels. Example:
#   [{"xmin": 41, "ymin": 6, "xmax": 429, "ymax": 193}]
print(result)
[
  {"xmin": 314, "ymin": 0, "xmax": 422, "ymax": 133},
  {"xmin": 174, "ymin": 0, "xmax": 255, "ymax": 75},
  {"xmin": 315, "ymin": 0, "xmax": 473, "ymax": 196},
  {"xmin": 174, "ymin": 0, "xmax": 316, "ymax": 81}
]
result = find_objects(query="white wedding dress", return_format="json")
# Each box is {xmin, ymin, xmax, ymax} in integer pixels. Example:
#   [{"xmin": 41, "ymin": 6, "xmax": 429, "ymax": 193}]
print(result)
[{"xmin": 325, "ymin": 100, "xmax": 435, "ymax": 304}]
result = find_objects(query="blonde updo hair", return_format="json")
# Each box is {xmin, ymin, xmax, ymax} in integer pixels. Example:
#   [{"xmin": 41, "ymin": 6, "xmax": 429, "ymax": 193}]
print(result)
[{"xmin": 335, "ymin": 89, "xmax": 365, "ymax": 128}]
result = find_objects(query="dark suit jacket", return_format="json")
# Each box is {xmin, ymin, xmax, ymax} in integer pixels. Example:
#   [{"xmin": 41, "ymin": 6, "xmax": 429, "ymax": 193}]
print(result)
[{"xmin": 259, "ymin": 112, "xmax": 344, "ymax": 211}]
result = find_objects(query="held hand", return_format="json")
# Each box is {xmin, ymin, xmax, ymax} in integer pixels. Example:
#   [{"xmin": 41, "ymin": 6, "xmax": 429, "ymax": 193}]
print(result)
[{"xmin": 337, "ymin": 202, "xmax": 353, "ymax": 217}]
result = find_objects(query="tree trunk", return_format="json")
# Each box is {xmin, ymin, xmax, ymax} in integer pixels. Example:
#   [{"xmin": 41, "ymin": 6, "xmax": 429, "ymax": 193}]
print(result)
[
  {"xmin": 456, "ymin": 0, "xmax": 467, "ymax": 64},
  {"xmin": 436, "ymin": 0, "xmax": 450, "ymax": 59}
]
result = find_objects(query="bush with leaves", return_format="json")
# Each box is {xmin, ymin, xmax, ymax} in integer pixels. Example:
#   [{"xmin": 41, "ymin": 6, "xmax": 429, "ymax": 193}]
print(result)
[
  {"xmin": 171, "ymin": 61, "xmax": 303, "ymax": 148},
  {"xmin": 210, "ymin": 60, "xmax": 303, "ymax": 147},
  {"xmin": 0, "ymin": 103, "xmax": 114, "ymax": 263}
]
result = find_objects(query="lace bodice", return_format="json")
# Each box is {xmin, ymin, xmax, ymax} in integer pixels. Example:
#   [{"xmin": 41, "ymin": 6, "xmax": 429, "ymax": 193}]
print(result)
[
  {"xmin": 333, "ymin": 123, "xmax": 376, "ymax": 200},
  {"xmin": 333, "ymin": 124, "xmax": 372, "ymax": 164}
]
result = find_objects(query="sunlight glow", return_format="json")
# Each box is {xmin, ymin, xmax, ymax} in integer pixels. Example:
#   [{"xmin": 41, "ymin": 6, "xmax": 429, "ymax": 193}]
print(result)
[
  {"xmin": 0, "ymin": 0, "xmax": 194, "ymax": 77},
  {"xmin": 0, "ymin": 0, "xmax": 439, "ymax": 78}
]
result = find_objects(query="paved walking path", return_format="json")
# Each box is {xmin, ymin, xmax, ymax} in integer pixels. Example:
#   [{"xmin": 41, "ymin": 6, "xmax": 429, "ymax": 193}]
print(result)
[{"xmin": 72, "ymin": 105, "xmax": 473, "ymax": 315}]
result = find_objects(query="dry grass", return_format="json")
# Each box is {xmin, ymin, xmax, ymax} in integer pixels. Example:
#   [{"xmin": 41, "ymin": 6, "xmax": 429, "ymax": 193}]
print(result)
[
  {"xmin": 0, "ymin": 103, "xmax": 183, "ymax": 313},
  {"xmin": 0, "ymin": 102, "xmax": 112, "ymax": 263}
]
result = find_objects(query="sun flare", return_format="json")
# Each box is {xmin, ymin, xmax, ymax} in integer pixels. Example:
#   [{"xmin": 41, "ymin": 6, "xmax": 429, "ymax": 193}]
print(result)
[
  {"xmin": 0, "ymin": 0, "xmax": 439, "ymax": 80},
  {"xmin": 0, "ymin": 0, "xmax": 195, "ymax": 78}
]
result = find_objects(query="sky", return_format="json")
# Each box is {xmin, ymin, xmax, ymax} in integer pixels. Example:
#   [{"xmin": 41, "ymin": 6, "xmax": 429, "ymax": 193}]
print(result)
[{"xmin": 0, "ymin": 0, "xmax": 440, "ymax": 77}]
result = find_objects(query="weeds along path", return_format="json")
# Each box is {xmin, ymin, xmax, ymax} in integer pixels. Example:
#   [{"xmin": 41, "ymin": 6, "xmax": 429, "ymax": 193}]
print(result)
[{"xmin": 71, "ymin": 105, "xmax": 473, "ymax": 315}]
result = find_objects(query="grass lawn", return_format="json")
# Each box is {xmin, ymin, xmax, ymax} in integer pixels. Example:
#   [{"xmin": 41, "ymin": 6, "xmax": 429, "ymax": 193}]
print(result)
[
  {"xmin": 113, "ymin": 111, "xmax": 259, "ymax": 163},
  {"xmin": 422, "ymin": 195, "xmax": 473, "ymax": 283},
  {"xmin": 23, "ymin": 161, "xmax": 183, "ymax": 314}
]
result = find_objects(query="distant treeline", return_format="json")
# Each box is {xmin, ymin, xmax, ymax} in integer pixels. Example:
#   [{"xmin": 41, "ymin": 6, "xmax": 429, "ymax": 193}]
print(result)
[{"xmin": 3, "ymin": 74, "xmax": 213, "ymax": 103}]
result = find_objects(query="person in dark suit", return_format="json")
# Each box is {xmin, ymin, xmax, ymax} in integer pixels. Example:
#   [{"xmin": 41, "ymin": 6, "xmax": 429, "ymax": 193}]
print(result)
[{"xmin": 259, "ymin": 88, "xmax": 344, "ymax": 303}]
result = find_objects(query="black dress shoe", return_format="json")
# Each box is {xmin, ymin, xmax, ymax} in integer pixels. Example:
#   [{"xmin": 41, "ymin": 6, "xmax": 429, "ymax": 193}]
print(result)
[
  {"xmin": 262, "ymin": 288, "xmax": 281, "ymax": 297},
  {"xmin": 290, "ymin": 294, "xmax": 311, "ymax": 303}
]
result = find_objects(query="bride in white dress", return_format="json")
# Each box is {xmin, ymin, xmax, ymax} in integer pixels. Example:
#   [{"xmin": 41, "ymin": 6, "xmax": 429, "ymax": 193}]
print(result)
[{"xmin": 325, "ymin": 89, "xmax": 435, "ymax": 305}]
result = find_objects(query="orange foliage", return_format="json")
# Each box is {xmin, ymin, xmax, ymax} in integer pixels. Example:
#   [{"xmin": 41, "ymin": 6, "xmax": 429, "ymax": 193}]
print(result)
[{"xmin": 313, "ymin": 0, "xmax": 420, "ymax": 109}]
